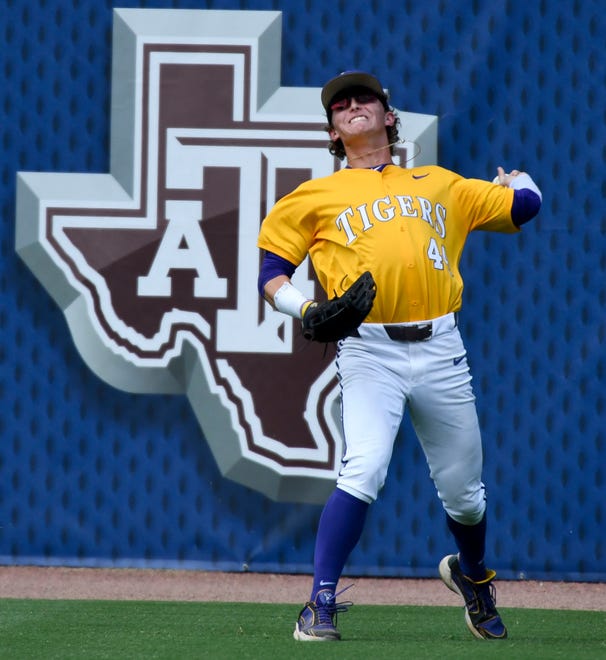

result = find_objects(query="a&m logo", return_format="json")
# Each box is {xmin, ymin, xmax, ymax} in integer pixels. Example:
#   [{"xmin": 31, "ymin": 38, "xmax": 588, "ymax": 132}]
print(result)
[{"xmin": 15, "ymin": 8, "xmax": 437, "ymax": 503}]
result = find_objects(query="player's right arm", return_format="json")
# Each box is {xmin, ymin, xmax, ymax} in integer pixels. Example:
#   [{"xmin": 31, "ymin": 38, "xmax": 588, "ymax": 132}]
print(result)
[
  {"xmin": 263, "ymin": 274, "xmax": 290, "ymax": 305},
  {"xmin": 258, "ymin": 251, "xmax": 316, "ymax": 319}
]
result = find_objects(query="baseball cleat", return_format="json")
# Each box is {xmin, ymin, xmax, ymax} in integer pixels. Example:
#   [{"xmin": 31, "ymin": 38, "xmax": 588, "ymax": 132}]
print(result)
[
  {"xmin": 293, "ymin": 588, "xmax": 351, "ymax": 642},
  {"xmin": 439, "ymin": 554, "xmax": 508, "ymax": 640}
]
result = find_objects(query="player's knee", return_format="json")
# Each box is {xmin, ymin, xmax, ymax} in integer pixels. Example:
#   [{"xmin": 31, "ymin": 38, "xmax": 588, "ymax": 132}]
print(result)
[
  {"xmin": 446, "ymin": 507, "xmax": 485, "ymax": 526},
  {"xmin": 442, "ymin": 491, "xmax": 486, "ymax": 525},
  {"xmin": 337, "ymin": 462, "xmax": 387, "ymax": 502},
  {"xmin": 335, "ymin": 483, "xmax": 375, "ymax": 504}
]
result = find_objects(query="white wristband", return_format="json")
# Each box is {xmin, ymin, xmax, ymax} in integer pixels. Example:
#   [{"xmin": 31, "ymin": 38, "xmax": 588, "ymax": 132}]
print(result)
[
  {"xmin": 509, "ymin": 172, "xmax": 542, "ymax": 201},
  {"xmin": 273, "ymin": 282, "xmax": 313, "ymax": 320}
]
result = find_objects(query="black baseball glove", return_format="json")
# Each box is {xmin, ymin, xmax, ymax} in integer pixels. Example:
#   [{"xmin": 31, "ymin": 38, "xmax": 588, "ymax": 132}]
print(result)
[{"xmin": 302, "ymin": 271, "xmax": 377, "ymax": 342}]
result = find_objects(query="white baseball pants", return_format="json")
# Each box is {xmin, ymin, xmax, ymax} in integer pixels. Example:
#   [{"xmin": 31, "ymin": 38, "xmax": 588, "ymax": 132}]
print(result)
[{"xmin": 335, "ymin": 313, "xmax": 486, "ymax": 525}]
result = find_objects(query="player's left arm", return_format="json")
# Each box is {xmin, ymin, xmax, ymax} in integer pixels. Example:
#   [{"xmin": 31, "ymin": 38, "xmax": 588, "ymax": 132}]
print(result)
[{"xmin": 493, "ymin": 166, "xmax": 542, "ymax": 227}]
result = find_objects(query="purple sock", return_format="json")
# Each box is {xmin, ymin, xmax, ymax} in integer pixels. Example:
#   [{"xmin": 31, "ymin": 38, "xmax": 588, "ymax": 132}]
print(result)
[
  {"xmin": 446, "ymin": 512, "xmax": 487, "ymax": 581},
  {"xmin": 311, "ymin": 488, "xmax": 369, "ymax": 601}
]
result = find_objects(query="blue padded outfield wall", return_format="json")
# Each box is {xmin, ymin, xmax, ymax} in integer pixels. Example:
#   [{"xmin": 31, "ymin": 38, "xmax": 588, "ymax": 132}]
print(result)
[{"xmin": 2, "ymin": 0, "xmax": 605, "ymax": 581}]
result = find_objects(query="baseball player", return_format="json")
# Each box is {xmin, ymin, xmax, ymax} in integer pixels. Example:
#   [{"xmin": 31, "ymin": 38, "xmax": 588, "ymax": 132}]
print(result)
[{"xmin": 257, "ymin": 71, "xmax": 542, "ymax": 642}]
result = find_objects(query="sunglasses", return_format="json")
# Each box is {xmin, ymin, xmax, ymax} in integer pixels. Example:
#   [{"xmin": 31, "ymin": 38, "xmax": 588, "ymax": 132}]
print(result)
[{"xmin": 329, "ymin": 93, "xmax": 380, "ymax": 112}]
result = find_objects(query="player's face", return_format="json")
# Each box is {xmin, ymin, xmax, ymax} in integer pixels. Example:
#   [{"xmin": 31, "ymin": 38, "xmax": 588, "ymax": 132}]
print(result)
[{"xmin": 328, "ymin": 90, "xmax": 394, "ymax": 145}]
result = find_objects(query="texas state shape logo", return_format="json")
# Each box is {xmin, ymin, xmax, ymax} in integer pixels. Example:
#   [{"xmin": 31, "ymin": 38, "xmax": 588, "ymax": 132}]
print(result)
[{"xmin": 15, "ymin": 8, "xmax": 437, "ymax": 503}]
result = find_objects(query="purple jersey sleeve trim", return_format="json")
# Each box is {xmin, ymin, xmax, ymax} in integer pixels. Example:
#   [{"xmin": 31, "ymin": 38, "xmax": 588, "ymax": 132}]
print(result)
[
  {"xmin": 511, "ymin": 189, "xmax": 541, "ymax": 227},
  {"xmin": 258, "ymin": 251, "xmax": 297, "ymax": 297}
]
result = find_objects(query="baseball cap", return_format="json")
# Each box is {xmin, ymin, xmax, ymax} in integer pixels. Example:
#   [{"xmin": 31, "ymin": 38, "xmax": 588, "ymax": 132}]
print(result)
[{"xmin": 321, "ymin": 71, "xmax": 388, "ymax": 112}]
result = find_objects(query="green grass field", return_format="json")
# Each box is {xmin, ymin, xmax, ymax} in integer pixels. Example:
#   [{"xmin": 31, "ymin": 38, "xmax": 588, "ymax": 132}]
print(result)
[{"xmin": 1, "ymin": 599, "xmax": 605, "ymax": 659}]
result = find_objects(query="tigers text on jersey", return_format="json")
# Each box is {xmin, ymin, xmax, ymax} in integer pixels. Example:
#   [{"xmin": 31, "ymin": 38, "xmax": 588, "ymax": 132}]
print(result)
[{"xmin": 257, "ymin": 164, "xmax": 516, "ymax": 324}]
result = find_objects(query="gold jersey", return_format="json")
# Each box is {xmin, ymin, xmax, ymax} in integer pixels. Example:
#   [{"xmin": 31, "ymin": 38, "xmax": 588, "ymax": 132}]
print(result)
[{"xmin": 257, "ymin": 164, "xmax": 517, "ymax": 323}]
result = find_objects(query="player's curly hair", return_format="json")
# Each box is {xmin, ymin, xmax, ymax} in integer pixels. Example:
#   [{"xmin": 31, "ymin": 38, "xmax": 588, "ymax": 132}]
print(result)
[{"xmin": 325, "ymin": 108, "xmax": 401, "ymax": 161}]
